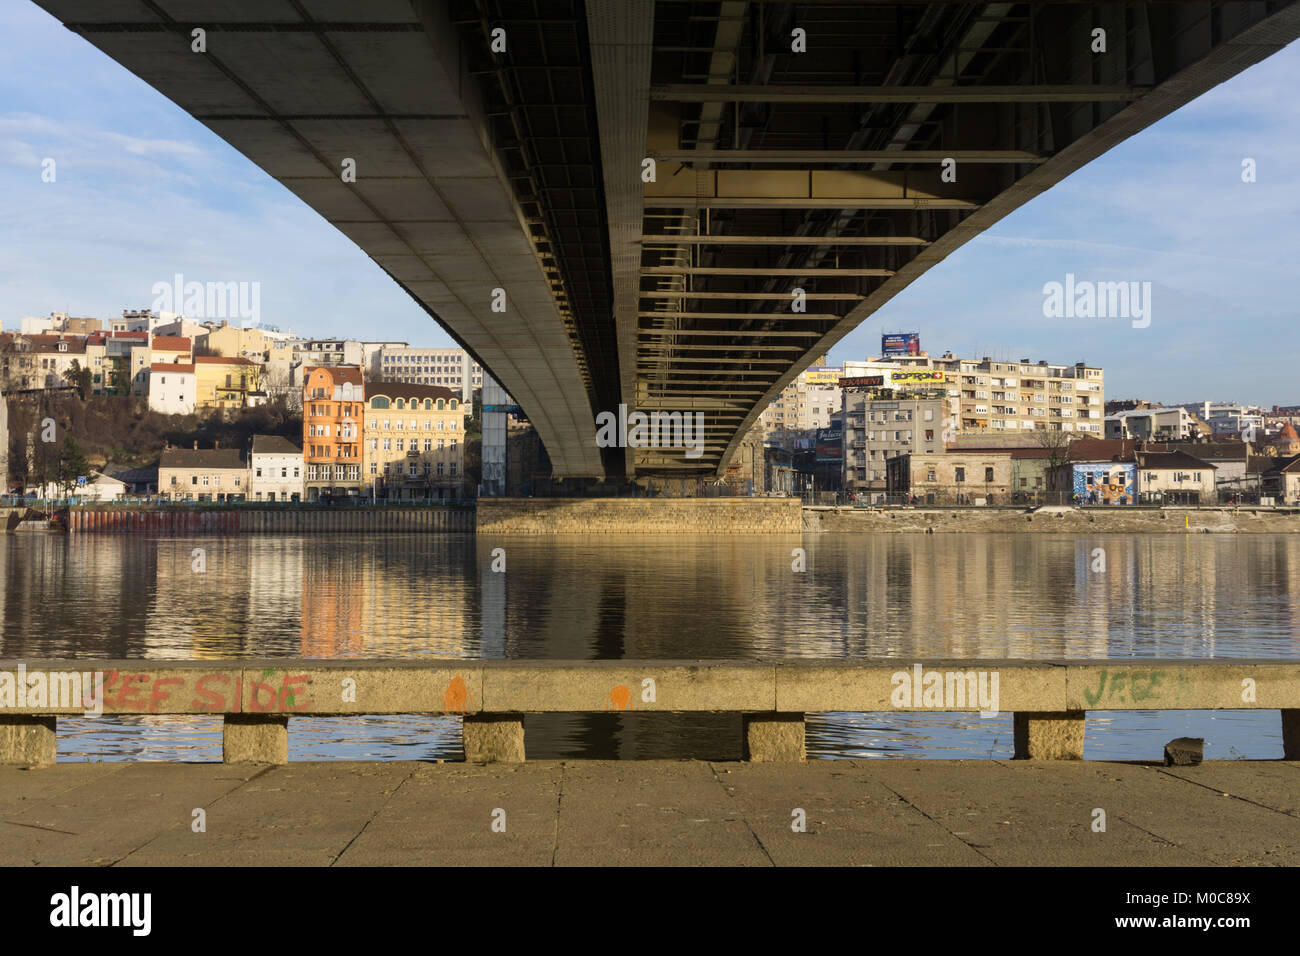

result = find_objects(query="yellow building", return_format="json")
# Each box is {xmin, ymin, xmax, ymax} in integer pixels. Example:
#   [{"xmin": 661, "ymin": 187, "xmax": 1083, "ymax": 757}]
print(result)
[
  {"xmin": 364, "ymin": 383, "xmax": 465, "ymax": 499},
  {"xmin": 205, "ymin": 324, "xmax": 269, "ymax": 360},
  {"xmin": 194, "ymin": 355, "xmax": 262, "ymax": 409}
]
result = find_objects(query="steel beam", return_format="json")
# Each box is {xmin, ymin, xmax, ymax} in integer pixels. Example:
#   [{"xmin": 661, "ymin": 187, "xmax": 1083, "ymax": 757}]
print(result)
[
  {"xmin": 642, "ymin": 234, "xmax": 929, "ymax": 245},
  {"xmin": 649, "ymin": 84, "xmax": 1145, "ymax": 103},
  {"xmin": 649, "ymin": 149, "xmax": 1047, "ymax": 165}
]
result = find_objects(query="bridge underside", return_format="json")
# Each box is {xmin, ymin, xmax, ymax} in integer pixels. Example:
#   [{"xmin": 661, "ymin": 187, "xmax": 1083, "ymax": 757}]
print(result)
[{"xmin": 37, "ymin": 1, "xmax": 1300, "ymax": 481}]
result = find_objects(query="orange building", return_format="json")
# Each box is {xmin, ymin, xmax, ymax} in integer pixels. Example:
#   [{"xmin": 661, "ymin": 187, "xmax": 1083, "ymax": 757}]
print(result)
[{"xmin": 303, "ymin": 365, "xmax": 364, "ymax": 500}]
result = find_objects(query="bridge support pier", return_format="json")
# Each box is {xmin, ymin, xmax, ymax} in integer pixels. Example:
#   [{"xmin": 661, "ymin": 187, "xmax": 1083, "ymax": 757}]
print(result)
[
  {"xmin": 463, "ymin": 715, "xmax": 525, "ymax": 763},
  {"xmin": 1014, "ymin": 712, "xmax": 1086, "ymax": 760},
  {"xmin": 0, "ymin": 716, "xmax": 56, "ymax": 766},
  {"xmin": 223, "ymin": 716, "xmax": 288, "ymax": 764},
  {"xmin": 743, "ymin": 713, "xmax": 806, "ymax": 762},
  {"xmin": 1283, "ymin": 710, "xmax": 1300, "ymax": 760}
]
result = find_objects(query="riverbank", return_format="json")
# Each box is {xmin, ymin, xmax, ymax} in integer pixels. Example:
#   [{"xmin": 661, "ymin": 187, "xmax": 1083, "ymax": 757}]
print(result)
[
  {"xmin": 2, "ymin": 759, "xmax": 1295, "ymax": 865},
  {"xmin": 805, "ymin": 506, "xmax": 1300, "ymax": 533}
]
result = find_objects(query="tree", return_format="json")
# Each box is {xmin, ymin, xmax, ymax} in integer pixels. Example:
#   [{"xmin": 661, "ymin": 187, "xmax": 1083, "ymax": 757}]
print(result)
[
  {"xmin": 57, "ymin": 434, "xmax": 92, "ymax": 497},
  {"xmin": 62, "ymin": 360, "xmax": 92, "ymax": 400},
  {"xmin": 1033, "ymin": 427, "xmax": 1077, "ymax": 502}
]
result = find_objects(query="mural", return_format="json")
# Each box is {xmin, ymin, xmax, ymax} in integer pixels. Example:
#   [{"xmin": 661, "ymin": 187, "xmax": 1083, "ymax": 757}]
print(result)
[{"xmin": 1071, "ymin": 463, "xmax": 1136, "ymax": 504}]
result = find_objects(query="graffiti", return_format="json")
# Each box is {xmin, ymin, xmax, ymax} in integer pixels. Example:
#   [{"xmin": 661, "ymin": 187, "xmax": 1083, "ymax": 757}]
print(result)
[
  {"xmin": 442, "ymin": 675, "xmax": 472, "ymax": 714},
  {"xmin": 1072, "ymin": 463, "xmax": 1136, "ymax": 505},
  {"xmin": 605, "ymin": 684, "xmax": 633, "ymax": 711},
  {"xmin": 1080, "ymin": 668, "xmax": 1165, "ymax": 707},
  {"xmin": 90, "ymin": 670, "xmax": 314, "ymax": 713}
]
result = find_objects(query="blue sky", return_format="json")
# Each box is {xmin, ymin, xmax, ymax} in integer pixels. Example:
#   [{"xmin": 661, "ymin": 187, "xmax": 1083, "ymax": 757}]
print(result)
[{"xmin": 1, "ymin": 3, "xmax": 1296, "ymax": 406}]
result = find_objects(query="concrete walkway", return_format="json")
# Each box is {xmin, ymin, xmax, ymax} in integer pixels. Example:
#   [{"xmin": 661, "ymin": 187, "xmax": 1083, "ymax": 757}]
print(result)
[{"xmin": 1, "ymin": 760, "xmax": 1296, "ymax": 866}]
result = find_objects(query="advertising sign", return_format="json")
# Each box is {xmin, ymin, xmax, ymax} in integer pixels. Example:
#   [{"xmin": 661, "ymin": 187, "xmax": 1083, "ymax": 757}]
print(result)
[
  {"xmin": 889, "ymin": 370, "xmax": 946, "ymax": 385},
  {"xmin": 837, "ymin": 376, "xmax": 884, "ymax": 388},
  {"xmin": 803, "ymin": 366, "xmax": 844, "ymax": 386},
  {"xmin": 882, "ymin": 332, "xmax": 921, "ymax": 356},
  {"xmin": 815, "ymin": 421, "xmax": 843, "ymax": 463}
]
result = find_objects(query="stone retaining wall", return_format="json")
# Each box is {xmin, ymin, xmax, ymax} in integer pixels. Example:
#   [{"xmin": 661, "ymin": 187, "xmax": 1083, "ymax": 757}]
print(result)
[
  {"xmin": 805, "ymin": 507, "xmax": 1300, "ymax": 534},
  {"xmin": 477, "ymin": 497, "xmax": 802, "ymax": 534}
]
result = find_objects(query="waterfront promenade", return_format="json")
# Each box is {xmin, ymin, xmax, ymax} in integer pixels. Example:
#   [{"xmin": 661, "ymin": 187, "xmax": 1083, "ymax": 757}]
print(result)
[{"xmin": 1, "ymin": 759, "xmax": 1295, "ymax": 866}]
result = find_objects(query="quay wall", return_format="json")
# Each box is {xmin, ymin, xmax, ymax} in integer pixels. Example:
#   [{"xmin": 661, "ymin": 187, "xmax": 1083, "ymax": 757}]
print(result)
[
  {"xmin": 476, "ymin": 497, "xmax": 803, "ymax": 534},
  {"xmin": 805, "ymin": 506, "xmax": 1300, "ymax": 534},
  {"xmin": 65, "ymin": 506, "xmax": 474, "ymax": 535}
]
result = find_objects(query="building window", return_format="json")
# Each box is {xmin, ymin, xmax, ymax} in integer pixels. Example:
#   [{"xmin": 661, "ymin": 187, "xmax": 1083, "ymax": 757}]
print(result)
[
  {"xmin": 985, "ymin": 467, "xmax": 994, "ymax": 482},
  {"xmin": 927, "ymin": 470, "xmax": 936, "ymax": 482},
  {"xmin": 955, "ymin": 468, "xmax": 965, "ymax": 483}
]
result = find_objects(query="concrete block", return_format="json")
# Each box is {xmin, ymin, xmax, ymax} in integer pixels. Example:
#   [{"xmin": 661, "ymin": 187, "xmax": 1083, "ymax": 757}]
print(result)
[
  {"xmin": 1013, "ymin": 712, "xmax": 1085, "ymax": 760},
  {"xmin": 743, "ymin": 713, "xmax": 805, "ymax": 762},
  {"xmin": 0, "ymin": 716, "xmax": 56, "ymax": 766},
  {"xmin": 481, "ymin": 661, "xmax": 774, "ymax": 712},
  {"xmin": 223, "ymin": 716, "xmax": 288, "ymax": 764},
  {"xmin": 1283, "ymin": 710, "xmax": 1300, "ymax": 760},
  {"xmin": 1164, "ymin": 737, "xmax": 1204, "ymax": 766},
  {"xmin": 463, "ymin": 715, "xmax": 525, "ymax": 762},
  {"xmin": 775, "ymin": 660, "xmax": 1066, "ymax": 713},
  {"xmin": 236, "ymin": 663, "xmax": 483, "ymax": 716}
]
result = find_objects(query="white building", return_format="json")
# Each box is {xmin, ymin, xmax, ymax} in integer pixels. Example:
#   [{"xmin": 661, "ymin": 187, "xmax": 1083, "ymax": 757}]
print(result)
[
  {"xmin": 249, "ymin": 435, "xmax": 304, "ymax": 502},
  {"xmin": 1105, "ymin": 406, "xmax": 1193, "ymax": 441},
  {"xmin": 147, "ymin": 363, "xmax": 197, "ymax": 414},
  {"xmin": 377, "ymin": 345, "xmax": 485, "ymax": 402}
]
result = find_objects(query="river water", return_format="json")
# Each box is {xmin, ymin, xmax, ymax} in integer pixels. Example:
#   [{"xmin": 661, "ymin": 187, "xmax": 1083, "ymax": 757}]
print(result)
[{"xmin": 3, "ymin": 533, "xmax": 1296, "ymax": 761}]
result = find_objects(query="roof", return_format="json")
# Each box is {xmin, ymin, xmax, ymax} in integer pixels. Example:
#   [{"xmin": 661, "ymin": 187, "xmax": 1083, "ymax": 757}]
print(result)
[
  {"xmin": 251, "ymin": 435, "xmax": 302, "ymax": 456},
  {"xmin": 105, "ymin": 464, "xmax": 159, "ymax": 483},
  {"xmin": 22, "ymin": 334, "xmax": 88, "ymax": 354},
  {"xmin": 1136, "ymin": 451, "xmax": 1218, "ymax": 471},
  {"xmin": 1263, "ymin": 454, "xmax": 1300, "ymax": 476},
  {"xmin": 194, "ymin": 355, "xmax": 258, "ymax": 366},
  {"xmin": 1278, "ymin": 423, "xmax": 1300, "ymax": 442},
  {"xmin": 306, "ymin": 365, "xmax": 363, "ymax": 386},
  {"xmin": 1150, "ymin": 441, "xmax": 1247, "ymax": 462},
  {"xmin": 150, "ymin": 363, "xmax": 194, "ymax": 373},
  {"xmin": 151, "ymin": 336, "xmax": 191, "ymax": 351},
  {"xmin": 159, "ymin": 448, "xmax": 247, "ymax": 470},
  {"xmin": 1066, "ymin": 439, "xmax": 1140, "ymax": 463},
  {"xmin": 367, "ymin": 381, "xmax": 460, "ymax": 402}
]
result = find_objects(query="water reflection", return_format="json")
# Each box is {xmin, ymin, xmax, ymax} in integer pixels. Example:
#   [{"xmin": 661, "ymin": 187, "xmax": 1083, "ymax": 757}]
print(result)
[{"xmin": 2, "ymin": 533, "xmax": 1296, "ymax": 760}]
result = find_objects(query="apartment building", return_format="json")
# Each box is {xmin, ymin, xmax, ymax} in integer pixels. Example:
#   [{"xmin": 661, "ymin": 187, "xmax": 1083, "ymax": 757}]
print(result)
[
  {"xmin": 303, "ymin": 366, "xmax": 364, "ymax": 500},
  {"xmin": 363, "ymin": 382, "xmax": 466, "ymax": 499},
  {"xmin": 1106, "ymin": 406, "xmax": 1193, "ymax": 441},
  {"xmin": 147, "ymin": 363, "xmax": 196, "ymax": 414},
  {"xmin": 843, "ymin": 392, "xmax": 948, "ymax": 498},
  {"xmin": 864, "ymin": 352, "xmax": 1105, "ymax": 437},
  {"xmin": 194, "ymin": 355, "xmax": 262, "ymax": 409},
  {"xmin": 158, "ymin": 445, "xmax": 248, "ymax": 502},
  {"xmin": 757, "ymin": 362, "xmax": 842, "ymax": 445},
  {"xmin": 376, "ymin": 346, "xmax": 485, "ymax": 403}
]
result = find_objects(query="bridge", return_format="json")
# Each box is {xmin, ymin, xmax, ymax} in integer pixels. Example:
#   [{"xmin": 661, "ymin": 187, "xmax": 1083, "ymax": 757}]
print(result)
[{"xmin": 35, "ymin": 1, "xmax": 1300, "ymax": 482}]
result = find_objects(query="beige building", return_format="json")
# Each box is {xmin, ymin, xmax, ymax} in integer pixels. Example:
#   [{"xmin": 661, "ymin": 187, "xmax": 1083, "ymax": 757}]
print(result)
[
  {"xmin": 206, "ymin": 324, "xmax": 269, "ymax": 361},
  {"xmin": 376, "ymin": 345, "xmax": 484, "ymax": 403},
  {"xmin": 363, "ymin": 383, "xmax": 466, "ymax": 499},
  {"xmin": 159, "ymin": 446, "xmax": 248, "ymax": 502},
  {"xmin": 886, "ymin": 451, "xmax": 1015, "ymax": 504},
  {"xmin": 1135, "ymin": 451, "xmax": 1217, "ymax": 504}
]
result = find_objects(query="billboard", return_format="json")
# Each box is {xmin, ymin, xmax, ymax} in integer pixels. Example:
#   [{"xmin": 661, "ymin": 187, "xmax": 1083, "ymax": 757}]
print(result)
[
  {"xmin": 882, "ymin": 332, "xmax": 920, "ymax": 356},
  {"xmin": 803, "ymin": 365, "xmax": 844, "ymax": 386},
  {"xmin": 815, "ymin": 421, "xmax": 843, "ymax": 463},
  {"xmin": 837, "ymin": 375, "xmax": 884, "ymax": 388},
  {"xmin": 889, "ymin": 369, "xmax": 946, "ymax": 385}
]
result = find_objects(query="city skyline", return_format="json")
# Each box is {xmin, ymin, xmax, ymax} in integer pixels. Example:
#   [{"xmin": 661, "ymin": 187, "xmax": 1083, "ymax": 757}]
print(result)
[{"xmin": 2, "ymin": 2, "xmax": 1296, "ymax": 408}]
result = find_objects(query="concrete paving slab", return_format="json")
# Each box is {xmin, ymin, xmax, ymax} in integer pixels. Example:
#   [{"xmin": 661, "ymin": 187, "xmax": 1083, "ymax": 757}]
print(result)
[
  {"xmin": 1156, "ymin": 761, "xmax": 1300, "ymax": 816},
  {"xmin": 0, "ymin": 763, "xmax": 128, "ymax": 818},
  {"xmin": 123, "ymin": 762, "xmax": 415, "ymax": 867},
  {"xmin": 711, "ymin": 761, "xmax": 987, "ymax": 866},
  {"xmin": 0, "ymin": 762, "xmax": 263, "ymax": 866},
  {"xmin": 336, "ymin": 762, "xmax": 561, "ymax": 866}
]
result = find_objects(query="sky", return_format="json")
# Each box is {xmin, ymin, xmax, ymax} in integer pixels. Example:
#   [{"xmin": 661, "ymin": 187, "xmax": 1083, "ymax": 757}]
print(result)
[{"xmin": 1, "ymin": 3, "xmax": 1296, "ymax": 407}]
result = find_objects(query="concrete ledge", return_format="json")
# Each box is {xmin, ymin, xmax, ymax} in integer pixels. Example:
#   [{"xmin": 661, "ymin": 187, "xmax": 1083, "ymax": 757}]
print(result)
[
  {"xmin": 0, "ymin": 716, "xmax": 56, "ymax": 766},
  {"xmin": 481, "ymin": 661, "xmax": 774, "ymax": 712},
  {"xmin": 463, "ymin": 715, "xmax": 525, "ymax": 762},
  {"xmin": 223, "ymin": 716, "xmax": 288, "ymax": 764},
  {"xmin": 1283, "ymin": 710, "xmax": 1300, "ymax": 760}
]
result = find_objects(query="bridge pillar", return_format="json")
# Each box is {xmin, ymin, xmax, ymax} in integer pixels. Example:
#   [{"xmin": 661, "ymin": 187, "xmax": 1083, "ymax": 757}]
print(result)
[
  {"xmin": 223, "ymin": 716, "xmax": 289, "ymax": 764},
  {"xmin": 0, "ymin": 716, "xmax": 56, "ymax": 766},
  {"xmin": 1283, "ymin": 710, "xmax": 1300, "ymax": 760},
  {"xmin": 743, "ymin": 713, "xmax": 805, "ymax": 762},
  {"xmin": 1014, "ymin": 712, "xmax": 1086, "ymax": 760},
  {"xmin": 463, "ymin": 715, "xmax": 525, "ymax": 763}
]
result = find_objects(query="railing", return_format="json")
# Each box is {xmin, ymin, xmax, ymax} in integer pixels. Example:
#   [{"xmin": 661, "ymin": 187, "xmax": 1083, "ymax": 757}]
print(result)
[{"xmin": 1, "ymin": 659, "xmax": 1296, "ymax": 765}]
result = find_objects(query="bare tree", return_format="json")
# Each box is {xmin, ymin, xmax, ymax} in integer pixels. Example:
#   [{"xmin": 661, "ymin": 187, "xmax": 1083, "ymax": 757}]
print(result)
[{"xmin": 1033, "ymin": 427, "xmax": 1077, "ymax": 503}]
